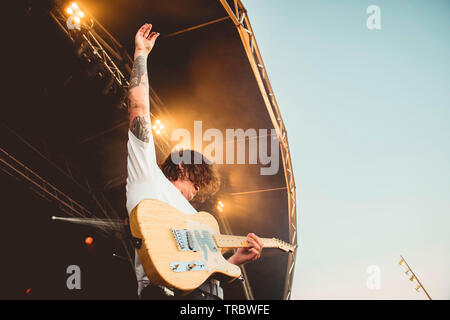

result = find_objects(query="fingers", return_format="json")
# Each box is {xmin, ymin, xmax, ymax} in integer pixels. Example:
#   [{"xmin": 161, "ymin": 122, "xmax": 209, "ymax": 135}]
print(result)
[
  {"xmin": 249, "ymin": 248, "xmax": 259, "ymax": 258},
  {"xmin": 137, "ymin": 23, "xmax": 160, "ymax": 42},
  {"xmin": 246, "ymin": 233, "xmax": 263, "ymax": 260},
  {"xmin": 137, "ymin": 23, "xmax": 149, "ymax": 37},
  {"xmin": 147, "ymin": 32, "xmax": 160, "ymax": 41},
  {"xmin": 143, "ymin": 24, "xmax": 153, "ymax": 38},
  {"xmin": 248, "ymin": 233, "xmax": 264, "ymax": 249}
]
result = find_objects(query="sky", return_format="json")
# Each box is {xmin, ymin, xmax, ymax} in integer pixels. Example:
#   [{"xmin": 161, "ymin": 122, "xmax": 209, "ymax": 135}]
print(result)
[{"xmin": 243, "ymin": 0, "xmax": 450, "ymax": 299}]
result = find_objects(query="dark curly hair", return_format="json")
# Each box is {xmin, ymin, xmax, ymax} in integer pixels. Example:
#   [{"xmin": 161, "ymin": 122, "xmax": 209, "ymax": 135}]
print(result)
[{"xmin": 159, "ymin": 149, "xmax": 220, "ymax": 203}]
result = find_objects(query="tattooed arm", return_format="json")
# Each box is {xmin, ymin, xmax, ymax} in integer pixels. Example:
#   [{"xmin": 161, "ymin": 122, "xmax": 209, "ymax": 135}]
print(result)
[{"xmin": 128, "ymin": 23, "xmax": 160, "ymax": 142}]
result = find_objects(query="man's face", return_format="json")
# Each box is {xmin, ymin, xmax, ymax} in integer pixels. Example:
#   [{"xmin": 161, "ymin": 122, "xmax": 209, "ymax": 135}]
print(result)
[{"xmin": 171, "ymin": 164, "xmax": 200, "ymax": 201}]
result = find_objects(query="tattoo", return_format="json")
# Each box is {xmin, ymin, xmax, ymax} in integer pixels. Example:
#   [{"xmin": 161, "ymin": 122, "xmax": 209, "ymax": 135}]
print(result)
[
  {"xmin": 129, "ymin": 55, "xmax": 148, "ymax": 90},
  {"xmin": 130, "ymin": 116, "xmax": 151, "ymax": 143}
]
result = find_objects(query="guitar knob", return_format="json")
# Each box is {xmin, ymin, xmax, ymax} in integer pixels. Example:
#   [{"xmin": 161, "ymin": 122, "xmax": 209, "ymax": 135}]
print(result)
[{"xmin": 187, "ymin": 263, "xmax": 196, "ymax": 270}]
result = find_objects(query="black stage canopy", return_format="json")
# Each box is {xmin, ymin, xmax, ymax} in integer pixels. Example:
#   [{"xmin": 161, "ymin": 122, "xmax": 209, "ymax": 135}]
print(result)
[{"xmin": 2, "ymin": 0, "xmax": 296, "ymax": 299}]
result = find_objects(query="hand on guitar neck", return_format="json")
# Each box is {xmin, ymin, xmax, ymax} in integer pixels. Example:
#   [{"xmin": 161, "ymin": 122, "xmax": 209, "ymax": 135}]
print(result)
[{"xmin": 227, "ymin": 233, "xmax": 263, "ymax": 266}]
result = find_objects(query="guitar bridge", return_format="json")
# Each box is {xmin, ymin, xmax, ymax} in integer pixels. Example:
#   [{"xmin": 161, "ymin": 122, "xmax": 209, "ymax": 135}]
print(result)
[{"xmin": 171, "ymin": 229, "xmax": 198, "ymax": 252}]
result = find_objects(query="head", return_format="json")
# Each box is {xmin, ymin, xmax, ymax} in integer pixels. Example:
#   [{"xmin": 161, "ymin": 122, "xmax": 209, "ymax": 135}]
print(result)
[{"xmin": 159, "ymin": 149, "xmax": 220, "ymax": 202}]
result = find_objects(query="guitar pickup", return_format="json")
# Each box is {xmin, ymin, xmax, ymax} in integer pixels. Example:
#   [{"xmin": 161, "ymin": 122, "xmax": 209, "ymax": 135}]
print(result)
[{"xmin": 171, "ymin": 229, "xmax": 198, "ymax": 252}]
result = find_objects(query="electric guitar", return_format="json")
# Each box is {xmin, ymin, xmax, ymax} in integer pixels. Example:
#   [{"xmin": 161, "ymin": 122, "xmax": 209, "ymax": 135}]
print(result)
[{"xmin": 129, "ymin": 199, "xmax": 296, "ymax": 292}]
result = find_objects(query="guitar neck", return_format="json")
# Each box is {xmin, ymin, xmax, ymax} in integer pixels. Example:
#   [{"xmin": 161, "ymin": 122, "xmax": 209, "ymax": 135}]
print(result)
[{"xmin": 213, "ymin": 234, "xmax": 279, "ymax": 249}]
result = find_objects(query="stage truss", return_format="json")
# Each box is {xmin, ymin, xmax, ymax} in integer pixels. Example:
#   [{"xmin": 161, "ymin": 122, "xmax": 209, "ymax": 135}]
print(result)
[{"xmin": 218, "ymin": 0, "xmax": 298, "ymax": 300}]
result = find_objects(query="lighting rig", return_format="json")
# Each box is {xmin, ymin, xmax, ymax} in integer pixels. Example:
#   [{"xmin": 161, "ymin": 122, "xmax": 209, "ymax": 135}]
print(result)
[
  {"xmin": 398, "ymin": 255, "xmax": 432, "ymax": 300},
  {"xmin": 49, "ymin": 1, "xmax": 174, "ymax": 151},
  {"xmin": 49, "ymin": 1, "xmax": 131, "ymax": 108}
]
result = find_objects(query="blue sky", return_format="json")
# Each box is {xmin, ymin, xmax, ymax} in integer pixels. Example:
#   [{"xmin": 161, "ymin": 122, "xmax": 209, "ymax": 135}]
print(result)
[{"xmin": 244, "ymin": 0, "xmax": 450, "ymax": 299}]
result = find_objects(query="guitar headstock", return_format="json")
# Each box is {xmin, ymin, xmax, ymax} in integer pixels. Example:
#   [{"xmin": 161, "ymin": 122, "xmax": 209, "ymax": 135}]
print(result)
[{"xmin": 273, "ymin": 238, "xmax": 296, "ymax": 252}]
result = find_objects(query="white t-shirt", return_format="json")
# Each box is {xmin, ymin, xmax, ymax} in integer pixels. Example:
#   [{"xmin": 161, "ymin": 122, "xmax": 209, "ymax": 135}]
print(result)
[{"xmin": 126, "ymin": 129, "xmax": 197, "ymax": 296}]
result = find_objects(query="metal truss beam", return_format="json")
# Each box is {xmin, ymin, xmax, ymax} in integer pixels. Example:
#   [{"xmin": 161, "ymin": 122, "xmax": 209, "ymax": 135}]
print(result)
[
  {"xmin": 219, "ymin": 0, "xmax": 298, "ymax": 300},
  {"xmin": 0, "ymin": 126, "xmax": 135, "ymax": 268},
  {"xmin": 215, "ymin": 208, "xmax": 254, "ymax": 300},
  {"xmin": 49, "ymin": 4, "xmax": 131, "ymax": 89},
  {"xmin": 162, "ymin": 16, "xmax": 230, "ymax": 39}
]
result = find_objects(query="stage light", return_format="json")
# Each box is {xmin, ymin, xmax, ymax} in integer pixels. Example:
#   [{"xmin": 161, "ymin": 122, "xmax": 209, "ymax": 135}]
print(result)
[
  {"xmin": 152, "ymin": 120, "xmax": 164, "ymax": 135},
  {"xmin": 217, "ymin": 200, "xmax": 224, "ymax": 212},
  {"xmin": 71, "ymin": 2, "xmax": 79, "ymax": 10},
  {"xmin": 85, "ymin": 236, "xmax": 94, "ymax": 245},
  {"xmin": 25, "ymin": 288, "xmax": 31, "ymax": 294},
  {"xmin": 77, "ymin": 10, "xmax": 84, "ymax": 18},
  {"xmin": 66, "ymin": 7, "xmax": 74, "ymax": 15},
  {"xmin": 74, "ymin": 16, "xmax": 81, "ymax": 25},
  {"xmin": 397, "ymin": 255, "xmax": 432, "ymax": 299}
]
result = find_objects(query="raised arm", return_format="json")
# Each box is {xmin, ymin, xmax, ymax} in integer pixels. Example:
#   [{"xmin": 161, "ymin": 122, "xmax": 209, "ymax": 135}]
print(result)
[{"xmin": 128, "ymin": 23, "xmax": 160, "ymax": 142}]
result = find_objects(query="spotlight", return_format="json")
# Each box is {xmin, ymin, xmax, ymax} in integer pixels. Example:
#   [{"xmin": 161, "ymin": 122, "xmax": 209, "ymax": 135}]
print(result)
[
  {"xmin": 152, "ymin": 120, "xmax": 164, "ymax": 135},
  {"xmin": 71, "ymin": 2, "xmax": 79, "ymax": 10},
  {"xmin": 85, "ymin": 236, "xmax": 94, "ymax": 245},
  {"xmin": 73, "ymin": 15, "xmax": 81, "ymax": 25},
  {"xmin": 217, "ymin": 200, "xmax": 224, "ymax": 212},
  {"xmin": 77, "ymin": 10, "xmax": 84, "ymax": 18},
  {"xmin": 66, "ymin": 7, "xmax": 74, "ymax": 15}
]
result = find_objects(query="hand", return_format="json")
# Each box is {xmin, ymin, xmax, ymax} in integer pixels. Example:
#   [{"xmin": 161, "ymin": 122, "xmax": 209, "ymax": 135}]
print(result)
[
  {"xmin": 228, "ymin": 233, "xmax": 264, "ymax": 266},
  {"xmin": 134, "ymin": 23, "xmax": 160, "ymax": 57}
]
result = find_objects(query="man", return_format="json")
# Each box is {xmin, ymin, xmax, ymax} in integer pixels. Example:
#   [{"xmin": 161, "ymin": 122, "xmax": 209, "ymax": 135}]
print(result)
[{"xmin": 126, "ymin": 23, "xmax": 263, "ymax": 300}]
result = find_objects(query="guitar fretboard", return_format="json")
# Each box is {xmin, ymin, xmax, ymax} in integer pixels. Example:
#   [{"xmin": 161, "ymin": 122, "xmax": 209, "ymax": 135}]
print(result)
[{"xmin": 213, "ymin": 234, "xmax": 294, "ymax": 252}]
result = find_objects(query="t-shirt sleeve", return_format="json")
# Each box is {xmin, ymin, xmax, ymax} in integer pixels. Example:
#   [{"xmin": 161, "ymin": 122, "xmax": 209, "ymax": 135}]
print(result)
[{"xmin": 126, "ymin": 129, "xmax": 159, "ymax": 184}]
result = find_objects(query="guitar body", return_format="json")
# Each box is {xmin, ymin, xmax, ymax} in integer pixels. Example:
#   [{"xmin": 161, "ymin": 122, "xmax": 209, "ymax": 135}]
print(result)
[{"xmin": 129, "ymin": 199, "xmax": 242, "ymax": 292}]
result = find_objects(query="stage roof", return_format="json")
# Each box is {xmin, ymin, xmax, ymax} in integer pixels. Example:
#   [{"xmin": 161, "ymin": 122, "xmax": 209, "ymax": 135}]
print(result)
[{"xmin": 2, "ymin": 0, "xmax": 296, "ymax": 299}]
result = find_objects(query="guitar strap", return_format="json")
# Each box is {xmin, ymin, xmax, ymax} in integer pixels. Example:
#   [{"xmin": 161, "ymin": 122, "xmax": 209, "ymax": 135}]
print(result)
[{"xmin": 124, "ymin": 223, "xmax": 142, "ymax": 249}]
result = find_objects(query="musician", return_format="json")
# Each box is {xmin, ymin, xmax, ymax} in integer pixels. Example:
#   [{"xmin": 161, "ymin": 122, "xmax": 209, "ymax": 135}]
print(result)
[{"xmin": 126, "ymin": 23, "xmax": 263, "ymax": 300}]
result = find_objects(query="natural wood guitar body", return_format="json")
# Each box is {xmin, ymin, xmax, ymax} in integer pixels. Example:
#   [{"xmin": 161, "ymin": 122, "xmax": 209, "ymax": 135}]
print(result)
[
  {"xmin": 129, "ymin": 199, "xmax": 295, "ymax": 292},
  {"xmin": 129, "ymin": 199, "xmax": 241, "ymax": 291}
]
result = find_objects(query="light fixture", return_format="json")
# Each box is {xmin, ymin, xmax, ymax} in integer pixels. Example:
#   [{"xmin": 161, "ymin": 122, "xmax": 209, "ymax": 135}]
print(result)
[
  {"xmin": 152, "ymin": 120, "xmax": 164, "ymax": 135},
  {"xmin": 65, "ymin": 2, "xmax": 85, "ymax": 28}
]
